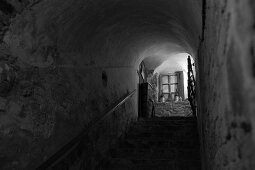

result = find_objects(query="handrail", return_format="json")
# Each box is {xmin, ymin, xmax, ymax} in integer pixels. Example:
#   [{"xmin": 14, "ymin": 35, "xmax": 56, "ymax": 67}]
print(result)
[
  {"xmin": 36, "ymin": 89, "xmax": 136, "ymax": 170},
  {"xmin": 105, "ymin": 90, "xmax": 136, "ymax": 116}
]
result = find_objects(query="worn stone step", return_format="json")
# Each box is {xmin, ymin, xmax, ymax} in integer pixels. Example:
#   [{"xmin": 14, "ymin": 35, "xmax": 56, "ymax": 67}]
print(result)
[
  {"xmin": 135, "ymin": 120, "xmax": 197, "ymax": 124},
  {"xmin": 103, "ymin": 158, "xmax": 201, "ymax": 170},
  {"xmin": 125, "ymin": 135, "xmax": 199, "ymax": 142},
  {"xmin": 141, "ymin": 116, "xmax": 197, "ymax": 121},
  {"xmin": 130, "ymin": 124, "xmax": 198, "ymax": 131},
  {"xmin": 121, "ymin": 138, "xmax": 200, "ymax": 149},
  {"xmin": 127, "ymin": 130, "xmax": 199, "ymax": 138},
  {"xmin": 124, "ymin": 135, "xmax": 200, "ymax": 143},
  {"xmin": 101, "ymin": 117, "xmax": 201, "ymax": 170},
  {"xmin": 110, "ymin": 148, "xmax": 200, "ymax": 160},
  {"xmin": 139, "ymin": 118, "xmax": 196, "ymax": 122},
  {"xmin": 129, "ymin": 125, "xmax": 198, "ymax": 133},
  {"xmin": 103, "ymin": 165, "xmax": 200, "ymax": 170},
  {"xmin": 118, "ymin": 140, "xmax": 200, "ymax": 150},
  {"xmin": 133, "ymin": 124, "xmax": 198, "ymax": 129},
  {"xmin": 135, "ymin": 119, "xmax": 197, "ymax": 123},
  {"xmin": 135, "ymin": 160, "xmax": 200, "ymax": 170},
  {"xmin": 136, "ymin": 120, "xmax": 197, "ymax": 126},
  {"xmin": 110, "ymin": 148, "xmax": 177, "ymax": 159},
  {"xmin": 127, "ymin": 132, "xmax": 199, "ymax": 139},
  {"xmin": 140, "ymin": 118, "xmax": 196, "ymax": 122},
  {"xmin": 134, "ymin": 120, "xmax": 197, "ymax": 126}
]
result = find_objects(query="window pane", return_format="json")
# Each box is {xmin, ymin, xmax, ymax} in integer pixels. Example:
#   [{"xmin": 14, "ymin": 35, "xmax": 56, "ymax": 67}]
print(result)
[
  {"xmin": 163, "ymin": 85, "xmax": 169, "ymax": 92},
  {"xmin": 170, "ymin": 75, "xmax": 177, "ymax": 83},
  {"xmin": 170, "ymin": 84, "xmax": 177, "ymax": 92},
  {"xmin": 162, "ymin": 76, "xmax": 169, "ymax": 84}
]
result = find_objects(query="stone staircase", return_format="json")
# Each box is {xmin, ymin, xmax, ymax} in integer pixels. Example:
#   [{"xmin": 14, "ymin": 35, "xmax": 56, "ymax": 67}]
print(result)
[
  {"xmin": 155, "ymin": 101, "xmax": 193, "ymax": 117},
  {"xmin": 100, "ymin": 117, "xmax": 201, "ymax": 170}
]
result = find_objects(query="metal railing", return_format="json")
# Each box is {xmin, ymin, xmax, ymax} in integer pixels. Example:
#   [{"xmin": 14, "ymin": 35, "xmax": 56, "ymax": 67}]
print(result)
[
  {"xmin": 36, "ymin": 89, "xmax": 136, "ymax": 170},
  {"xmin": 187, "ymin": 56, "xmax": 196, "ymax": 116}
]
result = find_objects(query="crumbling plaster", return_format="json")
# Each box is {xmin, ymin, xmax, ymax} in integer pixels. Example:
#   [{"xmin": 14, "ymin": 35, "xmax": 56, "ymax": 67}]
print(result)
[{"xmin": 197, "ymin": 0, "xmax": 255, "ymax": 169}]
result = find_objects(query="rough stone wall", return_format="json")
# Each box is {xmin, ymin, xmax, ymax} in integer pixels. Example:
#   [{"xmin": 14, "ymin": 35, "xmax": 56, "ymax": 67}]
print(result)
[
  {"xmin": 147, "ymin": 71, "xmax": 158, "ymax": 102},
  {"xmin": 0, "ymin": 1, "xmax": 138, "ymax": 169},
  {"xmin": 198, "ymin": 0, "xmax": 255, "ymax": 169}
]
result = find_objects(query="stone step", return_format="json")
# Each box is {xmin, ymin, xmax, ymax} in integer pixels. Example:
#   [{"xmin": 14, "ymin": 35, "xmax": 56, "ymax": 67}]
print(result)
[
  {"xmin": 136, "ymin": 120, "xmax": 197, "ymax": 126},
  {"xmin": 100, "ymin": 116, "xmax": 201, "ymax": 170},
  {"xmin": 127, "ymin": 130, "xmax": 199, "ymax": 138},
  {"xmin": 110, "ymin": 148, "xmax": 176, "ymax": 159},
  {"xmin": 138, "ymin": 118, "xmax": 197, "ymax": 122},
  {"xmin": 125, "ymin": 134, "xmax": 199, "ymax": 142},
  {"xmin": 130, "ymin": 124, "xmax": 197, "ymax": 131},
  {"xmin": 109, "ymin": 148, "xmax": 200, "ymax": 160},
  {"xmin": 131, "ymin": 123, "xmax": 198, "ymax": 129},
  {"xmin": 129, "ymin": 126, "xmax": 198, "ymax": 135},
  {"xmin": 124, "ymin": 135, "xmax": 200, "ymax": 143},
  {"xmin": 139, "ymin": 118, "xmax": 197, "ymax": 122},
  {"xmin": 121, "ymin": 138, "xmax": 200, "ymax": 149},
  {"xmin": 139, "ymin": 119, "xmax": 197, "ymax": 124},
  {"xmin": 103, "ymin": 158, "xmax": 201, "ymax": 170},
  {"xmin": 141, "ymin": 116, "xmax": 197, "ymax": 121},
  {"xmin": 132, "ymin": 159, "xmax": 201, "ymax": 168},
  {"xmin": 118, "ymin": 140, "xmax": 200, "ymax": 150},
  {"xmin": 103, "ymin": 165, "xmax": 201, "ymax": 170}
]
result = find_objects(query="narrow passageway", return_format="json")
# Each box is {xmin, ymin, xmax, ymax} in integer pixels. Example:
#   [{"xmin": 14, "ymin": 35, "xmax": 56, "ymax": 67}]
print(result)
[
  {"xmin": 0, "ymin": 0, "xmax": 255, "ymax": 170},
  {"xmin": 107, "ymin": 53, "xmax": 200, "ymax": 169},
  {"xmin": 101, "ymin": 52, "xmax": 200, "ymax": 169}
]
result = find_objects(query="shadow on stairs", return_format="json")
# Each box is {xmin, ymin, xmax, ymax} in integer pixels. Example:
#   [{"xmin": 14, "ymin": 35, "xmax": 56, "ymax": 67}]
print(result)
[{"xmin": 99, "ymin": 116, "xmax": 201, "ymax": 170}]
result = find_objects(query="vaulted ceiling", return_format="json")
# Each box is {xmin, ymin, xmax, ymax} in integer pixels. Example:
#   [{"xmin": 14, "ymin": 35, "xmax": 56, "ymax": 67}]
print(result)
[{"xmin": 6, "ymin": 0, "xmax": 202, "ymax": 68}]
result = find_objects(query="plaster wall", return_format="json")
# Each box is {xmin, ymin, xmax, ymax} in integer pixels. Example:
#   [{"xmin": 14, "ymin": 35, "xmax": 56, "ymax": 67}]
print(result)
[
  {"xmin": 0, "ymin": 1, "xmax": 139, "ymax": 169},
  {"xmin": 198, "ymin": 0, "xmax": 255, "ymax": 169}
]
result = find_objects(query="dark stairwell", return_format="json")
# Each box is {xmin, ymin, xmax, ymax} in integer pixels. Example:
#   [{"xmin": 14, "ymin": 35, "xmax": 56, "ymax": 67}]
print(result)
[{"xmin": 100, "ymin": 58, "xmax": 199, "ymax": 169}]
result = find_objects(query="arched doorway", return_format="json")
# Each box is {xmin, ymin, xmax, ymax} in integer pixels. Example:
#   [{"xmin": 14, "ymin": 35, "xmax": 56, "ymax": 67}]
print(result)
[{"xmin": 137, "ymin": 53, "xmax": 196, "ymax": 118}]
